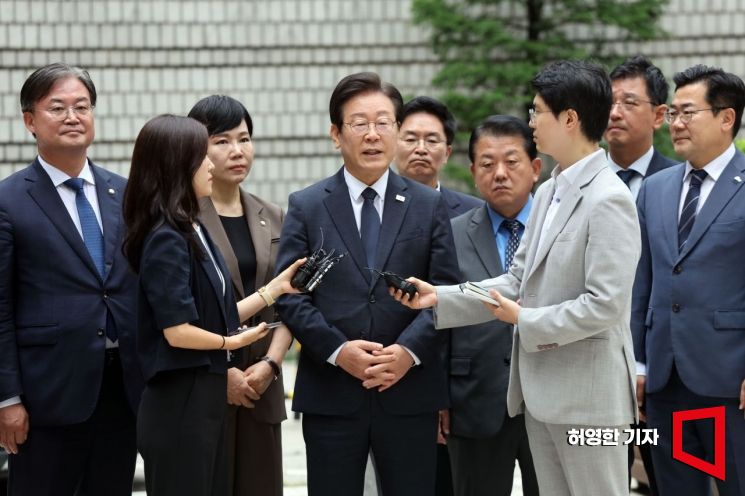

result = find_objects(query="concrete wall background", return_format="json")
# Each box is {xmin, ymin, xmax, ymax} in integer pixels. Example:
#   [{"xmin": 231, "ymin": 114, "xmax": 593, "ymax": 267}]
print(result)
[{"xmin": 1, "ymin": 0, "xmax": 743, "ymax": 206}]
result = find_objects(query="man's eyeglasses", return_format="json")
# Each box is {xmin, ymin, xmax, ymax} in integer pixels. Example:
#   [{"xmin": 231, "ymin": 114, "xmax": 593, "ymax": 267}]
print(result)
[
  {"xmin": 344, "ymin": 118, "xmax": 397, "ymax": 136},
  {"xmin": 44, "ymin": 104, "xmax": 94, "ymax": 121},
  {"xmin": 398, "ymin": 136, "xmax": 446, "ymax": 151},
  {"xmin": 664, "ymin": 107, "xmax": 719, "ymax": 125},
  {"xmin": 528, "ymin": 107, "xmax": 550, "ymax": 123},
  {"xmin": 611, "ymin": 98, "xmax": 655, "ymax": 112}
]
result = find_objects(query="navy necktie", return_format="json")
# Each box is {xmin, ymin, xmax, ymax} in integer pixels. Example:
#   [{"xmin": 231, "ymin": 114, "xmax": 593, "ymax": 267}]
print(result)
[
  {"xmin": 678, "ymin": 169, "xmax": 708, "ymax": 252},
  {"xmin": 65, "ymin": 178, "xmax": 105, "ymax": 277},
  {"xmin": 616, "ymin": 169, "xmax": 638, "ymax": 189},
  {"xmin": 501, "ymin": 219, "xmax": 522, "ymax": 273},
  {"xmin": 360, "ymin": 187, "xmax": 381, "ymax": 268}
]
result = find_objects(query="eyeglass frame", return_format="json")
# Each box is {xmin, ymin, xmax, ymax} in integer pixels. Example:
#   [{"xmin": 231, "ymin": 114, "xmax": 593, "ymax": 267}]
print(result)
[
  {"xmin": 528, "ymin": 107, "xmax": 551, "ymax": 123},
  {"xmin": 398, "ymin": 135, "xmax": 447, "ymax": 151},
  {"xmin": 41, "ymin": 103, "xmax": 95, "ymax": 121},
  {"xmin": 664, "ymin": 107, "xmax": 721, "ymax": 125},
  {"xmin": 343, "ymin": 118, "xmax": 398, "ymax": 136},
  {"xmin": 610, "ymin": 98, "xmax": 656, "ymax": 112}
]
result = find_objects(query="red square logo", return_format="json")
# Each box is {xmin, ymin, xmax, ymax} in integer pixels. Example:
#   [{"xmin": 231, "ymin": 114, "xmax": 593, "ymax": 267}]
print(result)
[{"xmin": 672, "ymin": 406, "xmax": 726, "ymax": 480}]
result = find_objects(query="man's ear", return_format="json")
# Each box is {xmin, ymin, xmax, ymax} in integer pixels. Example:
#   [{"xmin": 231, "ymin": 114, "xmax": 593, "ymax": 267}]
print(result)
[
  {"xmin": 564, "ymin": 109, "xmax": 579, "ymax": 132},
  {"xmin": 329, "ymin": 124, "xmax": 341, "ymax": 149},
  {"xmin": 530, "ymin": 157, "xmax": 542, "ymax": 183},
  {"xmin": 719, "ymin": 107, "xmax": 736, "ymax": 134},
  {"xmin": 652, "ymin": 103, "xmax": 667, "ymax": 130},
  {"xmin": 23, "ymin": 111, "xmax": 36, "ymax": 138}
]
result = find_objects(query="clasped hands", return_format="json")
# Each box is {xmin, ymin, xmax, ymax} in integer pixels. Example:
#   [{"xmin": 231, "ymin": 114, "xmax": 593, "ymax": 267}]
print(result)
[
  {"xmin": 336, "ymin": 340, "xmax": 414, "ymax": 392},
  {"xmin": 227, "ymin": 360, "xmax": 276, "ymax": 408},
  {"xmin": 389, "ymin": 277, "xmax": 521, "ymax": 325}
]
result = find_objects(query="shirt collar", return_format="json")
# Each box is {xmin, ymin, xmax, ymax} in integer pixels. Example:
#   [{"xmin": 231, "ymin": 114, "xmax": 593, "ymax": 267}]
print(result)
[
  {"xmin": 551, "ymin": 148, "xmax": 604, "ymax": 193},
  {"xmin": 343, "ymin": 167, "xmax": 389, "ymax": 202},
  {"xmin": 487, "ymin": 195, "xmax": 533, "ymax": 236},
  {"xmin": 607, "ymin": 146, "xmax": 654, "ymax": 177},
  {"xmin": 37, "ymin": 155, "xmax": 94, "ymax": 188},
  {"xmin": 683, "ymin": 143, "xmax": 736, "ymax": 183}
]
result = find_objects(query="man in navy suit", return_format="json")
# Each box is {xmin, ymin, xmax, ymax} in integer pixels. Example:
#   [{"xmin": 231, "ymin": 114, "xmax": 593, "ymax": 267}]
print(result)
[
  {"xmin": 604, "ymin": 55, "xmax": 676, "ymax": 495},
  {"xmin": 394, "ymin": 95, "xmax": 481, "ymax": 496},
  {"xmin": 631, "ymin": 64, "xmax": 745, "ymax": 495},
  {"xmin": 395, "ymin": 96, "xmax": 483, "ymax": 219},
  {"xmin": 0, "ymin": 63, "xmax": 143, "ymax": 496},
  {"xmin": 276, "ymin": 72, "xmax": 461, "ymax": 496}
]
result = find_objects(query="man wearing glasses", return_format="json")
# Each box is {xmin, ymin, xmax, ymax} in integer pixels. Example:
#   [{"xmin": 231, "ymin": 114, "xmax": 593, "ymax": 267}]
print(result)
[
  {"xmin": 0, "ymin": 64, "xmax": 143, "ymax": 495},
  {"xmin": 395, "ymin": 96, "xmax": 482, "ymax": 219},
  {"xmin": 275, "ymin": 72, "xmax": 461, "ymax": 495},
  {"xmin": 604, "ymin": 55, "xmax": 677, "ymax": 495},
  {"xmin": 395, "ymin": 60, "xmax": 641, "ymax": 495},
  {"xmin": 631, "ymin": 64, "xmax": 745, "ymax": 495}
]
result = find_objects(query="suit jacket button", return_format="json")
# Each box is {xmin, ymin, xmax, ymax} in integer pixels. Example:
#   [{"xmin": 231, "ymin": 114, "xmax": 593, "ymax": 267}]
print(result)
[
  {"xmin": 369, "ymin": 295, "xmax": 376, "ymax": 304},
  {"xmin": 97, "ymin": 328, "xmax": 104, "ymax": 337},
  {"xmin": 103, "ymin": 292, "xmax": 109, "ymax": 300},
  {"xmin": 503, "ymin": 358, "xmax": 511, "ymax": 366},
  {"xmin": 672, "ymin": 303, "xmax": 680, "ymax": 312},
  {"xmin": 673, "ymin": 265, "xmax": 682, "ymax": 274}
]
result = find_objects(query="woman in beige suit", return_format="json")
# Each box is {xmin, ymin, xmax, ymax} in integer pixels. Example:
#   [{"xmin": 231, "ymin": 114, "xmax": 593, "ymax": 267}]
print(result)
[{"xmin": 189, "ymin": 95, "xmax": 289, "ymax": 496}]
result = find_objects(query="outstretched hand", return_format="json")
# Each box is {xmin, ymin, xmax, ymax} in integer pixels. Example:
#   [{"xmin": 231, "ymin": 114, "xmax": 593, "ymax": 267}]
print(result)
[
  {"xmin": 268, "ymin": 257, "xmax": 307, "ymax": 297},
  {"xmin": 482, "ymin": 289, "xmax": 521, "ymax": 325},
  {"xmin": 389, "ymin": 277, "xmax": 438, "ymax": 309}
]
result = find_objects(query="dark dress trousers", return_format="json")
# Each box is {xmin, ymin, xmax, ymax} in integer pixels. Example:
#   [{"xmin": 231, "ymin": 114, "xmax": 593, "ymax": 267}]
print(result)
[
  {"xmin": 626, "ymin": 148, "xmax": 675, "ymax": 496},
  {"xmin": 275, "ymin": 168, "xmax": 461, "ymax": 496},
  {"xmin": 200, "ymin": 191, "xmax": 286, "ymax": 496},
  {"xmin": 136, "ymin": 222, "xmax": 239, "ymax": 496},
  {"xmin": 446, "ymin": 205, "xmax": 539, "ymax": 496},
  {"xmin": 632, "ymin": 149, "xmax": 745, "ymax": 496},
  {"xmin": 0, "ymin": 159, "xmax": 143, "ymax": 496}
]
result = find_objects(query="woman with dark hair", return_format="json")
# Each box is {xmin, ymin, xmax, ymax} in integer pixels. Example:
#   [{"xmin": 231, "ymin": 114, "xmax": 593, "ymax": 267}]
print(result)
[
  {"xmin": 122, "ymin": 114, "xmax": 303, "ymax": 496},
  {"xmin": 187, "ymin": 95, "xmax": 289, "ymax": 496}
]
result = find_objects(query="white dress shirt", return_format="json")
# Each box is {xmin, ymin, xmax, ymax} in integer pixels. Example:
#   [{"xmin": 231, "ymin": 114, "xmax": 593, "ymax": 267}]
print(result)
[
  {"xmin": 607, "ymin": 146, "xmax": 654, "ymax": 200},
  {"xmin": 327, "ymin": 168, "xmax": 420, "ymax": 366},
  {"xmin": 538, "ymin": 149, "xmax": 604, "ymax": 251}
]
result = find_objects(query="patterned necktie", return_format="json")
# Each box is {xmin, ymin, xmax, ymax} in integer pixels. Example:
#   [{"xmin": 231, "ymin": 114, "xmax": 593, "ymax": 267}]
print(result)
[
  {"xmin": 64, "ymin": 178, "xmax": 105, "ymax": 277},
  {"xmin": 678, "ymin": 169, "xmax": 708, "ymax": 252},
  {"xmin": 360, "ymin": 187, "xmax": 380, "ymax": 268},
  {"xmin": 502, "ymin": 219, "xmax": 522, "ymax": 272},
  {"xmin": 616, "ymin": 169, "xmax": 638, "ymax": 189}
]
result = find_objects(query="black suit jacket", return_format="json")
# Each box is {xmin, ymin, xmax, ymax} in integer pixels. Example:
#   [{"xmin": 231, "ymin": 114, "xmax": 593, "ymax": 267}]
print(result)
[
  {"xmin": 447, "ymin": 205, "xmax": 517, "ymax": 437},
  {"xmin": 276, "ymin": 168, "xmax": 461, "ymax": 416},
  {"xmin": 136, "ymin": 222, "xmax": 239, "ymax": 382},
  {"xmin": 0, "ymin": 159, "xmax": 143, "ymax": 425},
  {"xmin": 440, "ymin": 186, "xmax": 483, "ymax": 219}
]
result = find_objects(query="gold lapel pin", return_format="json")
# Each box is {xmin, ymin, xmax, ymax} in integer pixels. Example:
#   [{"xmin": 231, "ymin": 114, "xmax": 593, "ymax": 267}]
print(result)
[
  {"xmin": 108, "ymin": 188, "xmax": 115, "ymax": 195},
  {"xmin": 260, "ymin": 220, "xmax": 266, "ymax": 226}
]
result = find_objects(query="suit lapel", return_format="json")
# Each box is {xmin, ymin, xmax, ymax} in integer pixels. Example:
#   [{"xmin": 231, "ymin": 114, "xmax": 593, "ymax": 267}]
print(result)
[
  {"xmin": 199, "ymin": 197, "xmax": 245, "ymax": 299},
  {"xmin": 27, "ymin": 160, "xmax": 101, "ymax": 279},
  {"xmin": 242, "ymin": 191, "xmax": 273, "ymax": 294},
  {"xmin": 526, "ymin": 155, "xmax": 606, "ymax": 280},
  {"xmin": 661, "ymin": 165, "xmax": 686, "ymax": 261},
  {"xmin": 467, "ymin": 205, "xmax": 502, "ymax": 277},
  {"xmin": 91, "ymin": 164, "xmax": 120, "ymax": 281},
  {"xmin": 374, "ymin": 173, "xmax": 410, "ymax": 274},
  {"xmin": 322, "ymin": 169, "xmax": 370, "ymax": 282},
  {"xmin": 677, "ymin": 152, "xmax": 745, "ymax": 261},
  {"xmin": 195, "ymin": 226, "xmax": 229, "ymax": 320}
]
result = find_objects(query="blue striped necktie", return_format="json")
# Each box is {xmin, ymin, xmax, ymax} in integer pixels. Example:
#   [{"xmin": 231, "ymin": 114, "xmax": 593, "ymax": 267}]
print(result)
[
  {"xmin": 678, "ymin": 169, "xmax": 707, "ymax": 252},
  {"xmin": 360, "ymin": 187, "xmax": 380, "ymax": 268},
  {"xmin": 64, "ymin": 178, "xmax": 105, "ymax": 277}
]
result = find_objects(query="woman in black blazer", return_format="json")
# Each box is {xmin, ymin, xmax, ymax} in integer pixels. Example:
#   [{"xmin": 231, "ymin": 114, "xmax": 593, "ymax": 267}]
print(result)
[{"xmin": 122, "ymin": 115, "xmax": 303, "ymax": 496}]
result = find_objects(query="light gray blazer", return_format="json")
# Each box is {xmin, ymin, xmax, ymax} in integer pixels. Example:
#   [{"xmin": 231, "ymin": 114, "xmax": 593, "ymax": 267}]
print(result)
[{"xmin": 435, "ymin": 153, "xmax": 640, "ymax": 427}]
